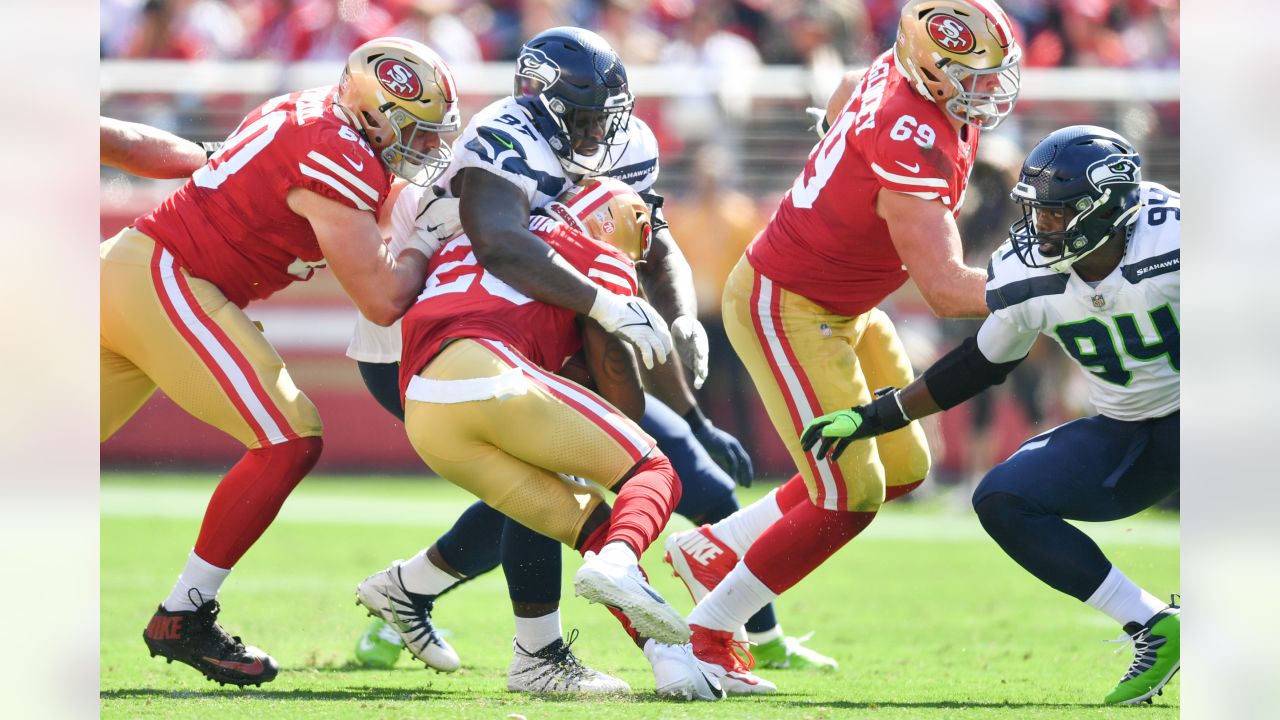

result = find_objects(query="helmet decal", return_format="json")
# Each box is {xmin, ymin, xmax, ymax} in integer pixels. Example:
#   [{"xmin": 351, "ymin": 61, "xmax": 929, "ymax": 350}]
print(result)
[
  {"xmin": 374, "ymin": 58, "xmax": 423, "ymax": 101},
  {"xmin": 1087, "ymin": 154, "xmax": 1141, "ymax": 192},
  {"xmin": 926, "ymin": 14, "xmax": 976, "ymax": 53},
  {"xmin": 516, "ymin": 48, "xmax": 561, "ymax": 89}
]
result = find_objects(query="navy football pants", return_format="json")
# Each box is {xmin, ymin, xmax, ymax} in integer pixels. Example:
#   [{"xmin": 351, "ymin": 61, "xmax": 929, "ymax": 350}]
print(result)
[{"xmin": 972, "ymin": 411, "xmax": 1179, "ymax": 601}]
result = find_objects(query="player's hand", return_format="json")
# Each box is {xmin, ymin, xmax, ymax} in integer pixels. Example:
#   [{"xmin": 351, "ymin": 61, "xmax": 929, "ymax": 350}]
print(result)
[
  {"xmin": 804, "ymin": 107, "xmax": 829, "ymax": 138},
  {"xmin": 588, "ymin": 290, "xmax": 673, "ymax": 370},
  {"xmin": 693, "ymin": 420, "xmax": 754, "ymax": 488},
  {"xmin": 417, "ymin": 186, "xmax": 462, "ymax": 240},
  {"xmin": 670, "ymin": 315, "xmax": 710, "ymax": 389},
  {"xmin": 800, "ymin": 387, "xmax": 909, "ymax": 461}
]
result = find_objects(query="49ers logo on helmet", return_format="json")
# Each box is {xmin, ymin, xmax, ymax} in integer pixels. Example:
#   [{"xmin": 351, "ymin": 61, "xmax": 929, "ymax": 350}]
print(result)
[
  {"xmin": 375, "ymin": 58, "xmax": 422, "ymax": 100},
  {"xmin": 926, "ymin": 14, "xmax": 976, "ymax": 53}
]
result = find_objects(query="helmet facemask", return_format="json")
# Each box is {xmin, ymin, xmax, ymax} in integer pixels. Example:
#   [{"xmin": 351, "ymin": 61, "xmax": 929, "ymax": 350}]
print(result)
[
  {"xmin": 375, "ymin": 104, "xmax": 455, "ymax": 186},
  {"xmin": 1009, "ymin": 184, "xmax": 1141, "ymax": 273},
  {"xmin": 526, "ymin": 77, "xmax": 634, "ymax": 176},
  {"xmin": 941, "ymin": 49, "xmax": 1021, "ymax": 130}
]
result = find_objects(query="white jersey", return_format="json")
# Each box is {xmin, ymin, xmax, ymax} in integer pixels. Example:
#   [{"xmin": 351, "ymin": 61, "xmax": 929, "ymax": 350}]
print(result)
[
  {"xmin": 346, "ymin": 96, "xmax": 662, "ymax": 363},
  {"xmin": 976, "ymin": 182, "xmax": 1180, "ymax": 421}
]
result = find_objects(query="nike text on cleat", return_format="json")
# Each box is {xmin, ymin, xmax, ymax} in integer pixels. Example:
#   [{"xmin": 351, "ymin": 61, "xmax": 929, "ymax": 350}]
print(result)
[
  {"xmin": 690, "ymin": 624, "xmax": 777, "ymax": 695},
  {"xmin": 507, "ymin": 630, "xmax": 631, "ymax": 694},
  {"xmin": 644, "ymin": 639, "xmax": 725, "ymax": 701},
  {"xmin": 664, "ymin": 525, "xmax": 739, "ymax": 603},
  {"xmin": 356, "ymin": 560, "xmax": 460, "ymax": 672},
  {"xmin": 753, "ymin": 632, "xmax": 839, "ymax": 671},
  {"xmin": 1105, "ymin": 603, "xmax": 1180, "ymax": 705},
  {"xmin": 574, "ymin": 551, "xmax": 691, "ymax": 645},
  {"xmin": 142, "ymin": 599, "xmax": 279, "ymax": 687}
]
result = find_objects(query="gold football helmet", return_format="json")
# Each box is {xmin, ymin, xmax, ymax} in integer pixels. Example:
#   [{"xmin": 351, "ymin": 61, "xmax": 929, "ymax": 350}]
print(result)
[
  {"xmin": 547, "ymin": 177, "xmax": 652, "ymax": 262},
  {"xmin": 894, "ymin": 0, "xmax": 1022, "ymax": 130},
  {"xmin": 338, "ymin": 37, "xmax": 461, "ymax": 185}
]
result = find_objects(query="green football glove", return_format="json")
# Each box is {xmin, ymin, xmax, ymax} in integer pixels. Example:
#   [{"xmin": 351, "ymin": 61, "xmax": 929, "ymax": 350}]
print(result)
[{"xmin": 800, "ymin": 387, "xmax": 910, "ymax": 461}]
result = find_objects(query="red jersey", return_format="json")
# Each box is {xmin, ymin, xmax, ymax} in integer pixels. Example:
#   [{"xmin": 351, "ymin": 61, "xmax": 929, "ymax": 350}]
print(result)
[
  {"xmin": 399, "ymin": 215, "xmax": 639, "ymax": 397},
  {"xmin": 133, "ymin": 86, "xmax": 392, "ymax": 308},
  {"xmin": 747, "ymin": 50, "xmax": 979, "ymax": 317}
]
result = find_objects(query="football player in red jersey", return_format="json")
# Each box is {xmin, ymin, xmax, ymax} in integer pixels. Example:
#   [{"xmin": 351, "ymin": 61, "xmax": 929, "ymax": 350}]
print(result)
[
  {"xmin": 101, "ymin": 38, "xmax": 460, "ymax": 686},
  {"xmin": 365, "ymin": 177, "xmax": 721, "ymax": 697},
  {"xmin": 661, "ymin": 0, "xmax": 1023, "ymax": 692}
]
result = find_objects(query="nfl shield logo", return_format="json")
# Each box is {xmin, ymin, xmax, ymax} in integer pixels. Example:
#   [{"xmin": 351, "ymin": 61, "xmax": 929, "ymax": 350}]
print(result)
[{"xmin": 1091, "ymin": 294, "xmax": 1106, "ymax": 308}]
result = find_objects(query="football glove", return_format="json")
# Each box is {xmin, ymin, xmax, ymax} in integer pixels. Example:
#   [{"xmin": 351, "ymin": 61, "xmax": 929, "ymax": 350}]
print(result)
[
  {"xmin": 804, "ymin": 107, "xmax": 831, "ymax": 138},
  {"xmin": 417, "ymin": 186, "xmax": 462, "ymax": 240},
  {"xmin": 800, "ymin": 387, "xmax": 910, "ymax": 461},
  {"xmin": 670, "ymin": 315, "xmax": 710, "ymax": 390},
  {"xmin": 685, "ymin": 408, "xmax": 754, "ymax": 488},
  {"xmin": 588, "ymin": 290, "xmax": 672, "ymax": 370}
]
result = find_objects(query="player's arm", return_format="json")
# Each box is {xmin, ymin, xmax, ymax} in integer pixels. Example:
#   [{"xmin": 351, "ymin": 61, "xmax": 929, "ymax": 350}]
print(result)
[
  {"xmin": 878, "ymin": 190, "xmax": 989, "ymax": 318},
  {"xmin": 580, "ymin": 317, "xmax": 645, "ymax": 421},
  {"xmin": 100, "ymin": 116, "xmax": 209, "ymax": 179},
  {"xmin": 801, "ymin": 315, "xmax": 1035, "ymax": 460},
  {"xmin": 460, "ymin": 167, "xmax": 672, "ymax": 368},
  {"xmin": 635, "ymin": 193, "xmax": 708, "ymax": 386},
  {"xmin": 288, "ymin": 188, "xmax": 428, "ymax": 327},
  {"xmin": 807, "ymin": 68, "xmax": 867, "ymax": 137}
]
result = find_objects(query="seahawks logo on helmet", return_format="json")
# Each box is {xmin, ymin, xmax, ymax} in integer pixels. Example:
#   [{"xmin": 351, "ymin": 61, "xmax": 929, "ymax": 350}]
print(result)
[
  {"xmin": 516, "ymin": 48, "xmax": 561, "ymax": 89},
  {"xmin": 1086, "ymin": 153, "xmax": 1141, "ymax": 193}
]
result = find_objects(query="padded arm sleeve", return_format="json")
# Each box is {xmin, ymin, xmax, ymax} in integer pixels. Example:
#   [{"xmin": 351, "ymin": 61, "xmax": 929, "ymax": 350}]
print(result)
[{"xmin": 922, "ymin": 335, "xmax": 1027, "ymax": 411}]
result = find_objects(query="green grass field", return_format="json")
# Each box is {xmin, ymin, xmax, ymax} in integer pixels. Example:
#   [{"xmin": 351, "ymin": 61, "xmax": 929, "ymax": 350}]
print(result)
[{"xmin": 102, "ymin": 473, "xmax": 1179, "ymax": 719}]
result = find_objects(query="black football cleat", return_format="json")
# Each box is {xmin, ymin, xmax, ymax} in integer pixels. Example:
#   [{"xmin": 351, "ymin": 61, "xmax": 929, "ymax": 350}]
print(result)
[{"xmin": 142, "ymin": 597, "xmax": 279, "ymax": 687}]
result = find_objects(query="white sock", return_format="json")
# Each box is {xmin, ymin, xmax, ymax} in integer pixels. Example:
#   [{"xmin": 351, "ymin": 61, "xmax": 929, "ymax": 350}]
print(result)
[
  {"xmin": 708, "ymin": 488, "xmax": 783, "ymax": 556},
  {"xmin": 688, "ymin": 562, "xmax": 778, "ymax": 633},
  {"xmin": 162, "ymin": 551, "xmax": 230, "ymax": 611},
  {"xmin": 397, "ymin": 548, "xmax": 461, "ymax": 596},
  {"xmin": 747, "ymin": 625, "xmax": 783, "ymax": 645},
  {"xmin": 1085, "ymin": 565, "xmax": 1168, "ymax": 627},
  {"xmin": 597, "ymin": 540, "xmax": 638, "ymax": 566},
  {"xmin": 514, "ymin": 610, "xmax": 563, "ymax": 653}
]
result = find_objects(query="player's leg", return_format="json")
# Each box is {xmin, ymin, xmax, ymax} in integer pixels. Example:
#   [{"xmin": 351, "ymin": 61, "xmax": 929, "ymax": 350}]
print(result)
[
  {"xmin": 104, "ymin": 230, "xmax": 323, "ymax": 686},
  {"xmin": 645, "ymin": 392, "xmax": 833, "ymax": 670},
  {"xmin": 403, "ymin": 339, "xmax": 713, "ymax": 696},
  {"xmin": 853, "ymin": 308, "xmax": 931, "ymax": 500},
  {"xmin": 971, "ymin": 412, "xmax": 1179, "ymax": 704},
  {"xmin": 684, "ymin": 261, "xmax": 885, "ymax": 692},
  {"xmin": 100, "ymin": 345, "xmax": 157, "ymax": 441}
]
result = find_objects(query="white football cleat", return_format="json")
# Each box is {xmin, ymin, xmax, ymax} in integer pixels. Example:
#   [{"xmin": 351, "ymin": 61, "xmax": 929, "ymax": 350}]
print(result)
[
  {"xmin": 574, "ymin": 550, "xmax": 690, "ymax": 645},
  {"xmin": 644, "ymin": 639, "xmax": 725, "ymax": 701},
  {"xmin": 356, "ymin": 560, "xmax": 460, "ymax": 672},
  {"xmin": 690, "ymin": 624, "xmax": 777, "ymax": 695},
  {"xmin": 507, "ymin": 632, "xmax": 631, "ymax": 694}
]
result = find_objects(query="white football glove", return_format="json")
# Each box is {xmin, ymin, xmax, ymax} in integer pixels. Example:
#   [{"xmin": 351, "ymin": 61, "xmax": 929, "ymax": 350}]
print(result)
[
  {"xmin": 670, "ymin": 315, "xmax": 710, "ymax": 389},
  {"xmin": 588, "ymin": 290, "xmax": 673, "ymax": 370},
  {"xmin": 417, "ymin": 187, "xmax": 462, "ymax": 240}
]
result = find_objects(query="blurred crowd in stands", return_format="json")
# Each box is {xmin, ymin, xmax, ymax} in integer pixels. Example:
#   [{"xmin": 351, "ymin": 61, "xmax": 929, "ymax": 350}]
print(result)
[{"xmin": 101, "ymin": 0, "xmax": 1179, "ymax": 70}]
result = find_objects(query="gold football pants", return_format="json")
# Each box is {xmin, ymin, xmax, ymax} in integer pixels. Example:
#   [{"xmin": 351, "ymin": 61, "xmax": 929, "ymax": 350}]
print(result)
[
  {"xmin": 100, "ymin": 229, "xmax": 321, "ymax": 448},
  {"xmin": 722, "ymin": 257, "xmax": 930, "ymax": 512},
  {"xmin": 404, "ymin": 338, "xmax": 656, "ymax": 546}
]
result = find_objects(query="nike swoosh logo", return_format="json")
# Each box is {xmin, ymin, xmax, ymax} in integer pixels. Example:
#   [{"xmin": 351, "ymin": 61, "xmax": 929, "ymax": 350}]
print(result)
[
  {"xmin": 620, "ymin": 303, "xmax": 653, "ymax": 329},
  {"xmin": 201, "ymin": 656, "xmax": 264, "ymax": 675},
  {"xmin": 895, "ymin": 161, "xmax": 920, "ymax": 173},
  {"xmin": 358, "ymin": 634, "xmax": 379, "ymax": 653},
  {"xmin": 342, "ymin": 154, "xmax": 364, "ymax": 172},
  {"xmin": 494, "ymin": 134, "xmax": 515, "ymax": 150}
]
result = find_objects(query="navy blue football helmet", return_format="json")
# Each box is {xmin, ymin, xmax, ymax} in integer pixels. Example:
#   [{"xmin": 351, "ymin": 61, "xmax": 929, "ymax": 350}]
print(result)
[
  {"xmin": 514, "ymin": 27, "xmax": 634, "ymax": 175},
  {"xmin": 1009, "ymin": 125, "xmax": 1143, "ymax": 272}
]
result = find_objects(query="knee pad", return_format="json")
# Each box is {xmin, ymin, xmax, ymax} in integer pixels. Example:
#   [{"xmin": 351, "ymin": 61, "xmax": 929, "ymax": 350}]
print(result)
[{"xmin": 972, "ymin": 491, "xmax": 1038, "ymax": 537}]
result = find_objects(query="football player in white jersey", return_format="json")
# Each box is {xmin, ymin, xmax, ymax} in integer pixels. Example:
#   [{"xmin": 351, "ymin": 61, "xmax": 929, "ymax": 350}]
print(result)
[
  {"xmin": 802, "ymin": 126, "xmax": 1179, "ymax": 706},
  {"xmin": 349, "ymin": 27, "xmax": 798, "ymax": 700}
]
